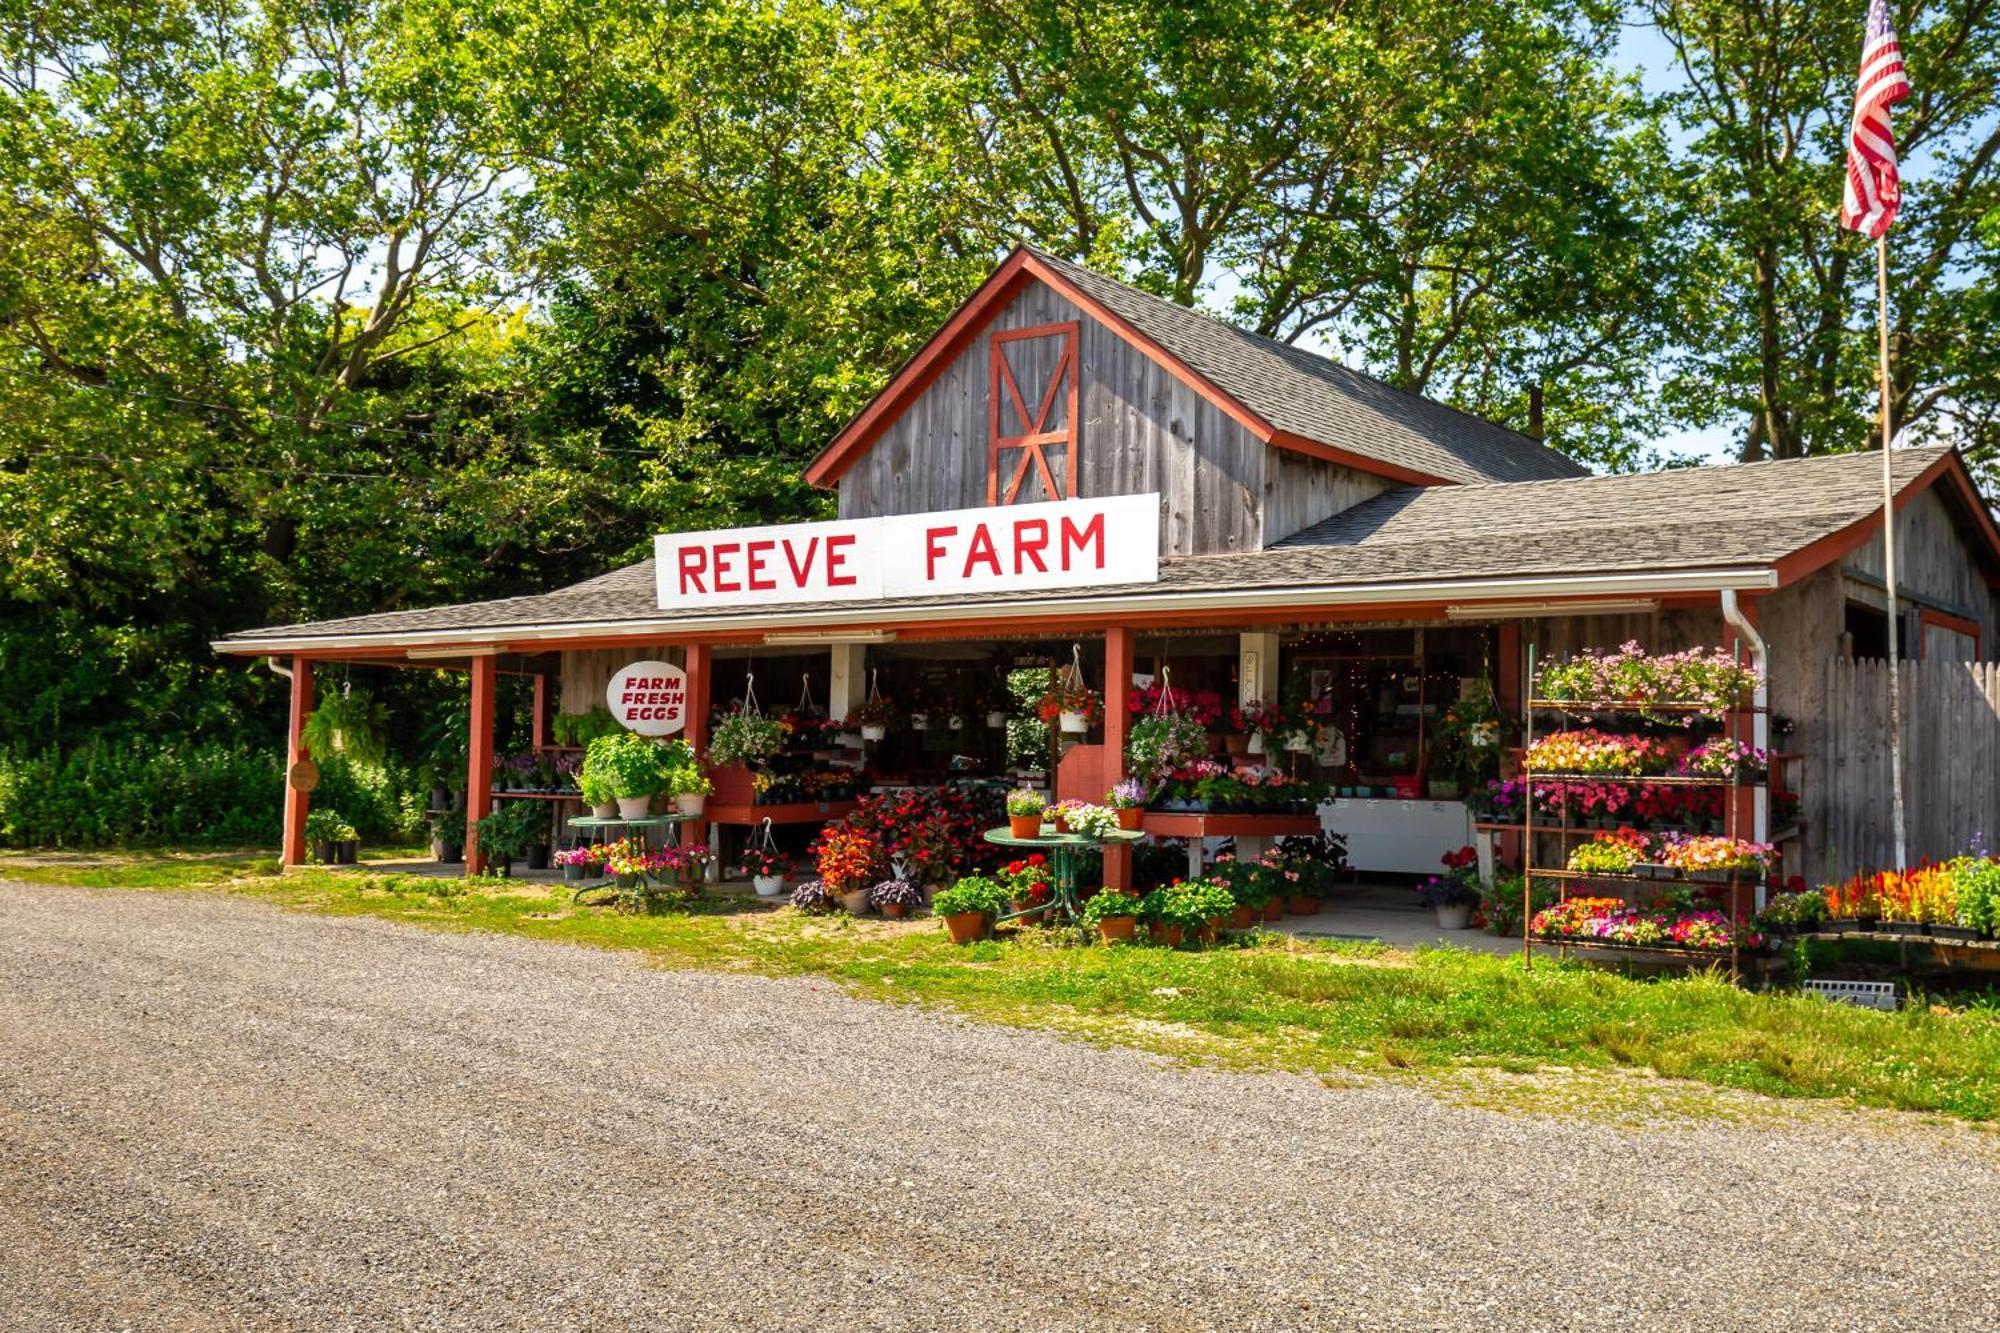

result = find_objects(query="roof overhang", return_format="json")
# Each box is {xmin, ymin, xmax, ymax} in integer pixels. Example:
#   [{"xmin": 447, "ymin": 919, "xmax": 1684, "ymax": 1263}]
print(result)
[
  {"xmin": 802, "ymin": 247, "xmax": 1457, "ymax": 491},
  {"xmin": 1771, "ymin": 448, "xmax": 2000, "ymax": 589},
  {"xmin": 212, "ymin": 565, "xmax": 1779, "ymax": 657}
]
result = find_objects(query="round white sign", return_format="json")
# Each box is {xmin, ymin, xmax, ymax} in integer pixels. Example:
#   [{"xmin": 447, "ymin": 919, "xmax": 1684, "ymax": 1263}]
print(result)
[{"xmin": 606, "ymin": 660, "xmax": 689, "ymax": 736}]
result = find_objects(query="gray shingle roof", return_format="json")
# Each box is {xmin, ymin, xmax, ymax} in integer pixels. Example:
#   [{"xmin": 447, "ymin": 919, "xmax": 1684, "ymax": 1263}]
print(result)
[
  {"xmin": 217, "ymin": 448, "xmax": 1961, "ymax": 649},
  {"xmin": 1026, "ymin": 248, "xmax": 1587, "ymax": 485}
]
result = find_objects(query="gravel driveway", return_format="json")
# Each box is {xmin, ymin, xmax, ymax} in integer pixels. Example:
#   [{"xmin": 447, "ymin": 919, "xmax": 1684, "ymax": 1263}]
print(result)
[{"xmin": 2, "ymin": 881, "xmax": 1996, "ymax": 1331}]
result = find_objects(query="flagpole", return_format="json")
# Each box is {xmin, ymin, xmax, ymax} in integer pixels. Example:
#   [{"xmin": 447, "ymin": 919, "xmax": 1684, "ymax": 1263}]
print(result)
[{"xmin": 1876, "ymin": 232, "xmax": 1907, "ymax": 871}]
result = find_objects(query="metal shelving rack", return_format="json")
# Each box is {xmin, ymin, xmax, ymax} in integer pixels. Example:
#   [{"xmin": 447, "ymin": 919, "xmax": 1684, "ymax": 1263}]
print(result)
[{"xmin": 1519, "ymin": 645, "xmax": 1783, "ymax": 978}]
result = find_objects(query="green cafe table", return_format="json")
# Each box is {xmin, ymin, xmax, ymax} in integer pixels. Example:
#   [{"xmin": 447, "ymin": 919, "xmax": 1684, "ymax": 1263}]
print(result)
[{"xmin": 982, "ymin": 825, "xmax": 1145, "ymax": 927}]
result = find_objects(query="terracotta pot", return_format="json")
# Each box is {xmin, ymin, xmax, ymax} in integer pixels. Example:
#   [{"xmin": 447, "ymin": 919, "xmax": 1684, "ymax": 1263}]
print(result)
[
  {"xmin": 881, "ymin": 901, "xmax": 909, "ymax": 919},
  {"xmin": 1051, "ymin": 814, "xmax": 1072, "ymax": 835},
  {"xmin": 1152, "ymin": 923, "xmax": 1184, "ymax": 947},
  {"xmin": 1224, "ymin": 734, "xmax": 1250, "ymax": 757},
  {"xmin": 1008, "ymin": 813, "xmax": 1043, "ymax": 839},
  {"xmin": 1261, "ymin": 898, "xmax": 1285, "ymax": 922},
  {"xmin": 1116, "ymin": 806, "xmax": 1144, "ymax": 831},
  {"xmin": 1096, "ymin": 915, "xmax": 1137, "ymax": 943},
  {"xmin": 1285, "ymin": 895, "xmax": 1323, "ymax": 916},
  {"xmin": 1012, "ymin": 901, "xmax": 1051, "ymax": 925},
  {"xmin": 1228, "ymin": 905, "xmax": 1256, "ymax": 930},
  {"xmin": 943, "ymin": 911, "xmax": 987, "ymax": 945},
  {"xmin": 838, "ymin": 888, "xmax": 870, "ymax": 916}
]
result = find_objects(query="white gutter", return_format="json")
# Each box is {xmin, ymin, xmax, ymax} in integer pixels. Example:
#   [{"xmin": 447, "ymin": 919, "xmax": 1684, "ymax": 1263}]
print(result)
[
  {"xmin": 212, "ymin": 566, "xmax": 1780, "ymax": 655},
  {"xmin": 1720, "ymin": 589, "xmax": 1771, "ymax": 908}
]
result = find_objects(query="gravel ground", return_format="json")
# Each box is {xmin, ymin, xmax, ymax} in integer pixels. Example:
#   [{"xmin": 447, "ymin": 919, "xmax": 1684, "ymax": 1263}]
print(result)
[{"xmin": 2, "ymin": 881, "xmax": 1997, "ymax": 1332}]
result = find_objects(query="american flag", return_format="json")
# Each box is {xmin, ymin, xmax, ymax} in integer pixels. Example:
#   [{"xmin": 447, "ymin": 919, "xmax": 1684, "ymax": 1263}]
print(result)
[{"xmin": 1841, "ymin": 0, "xmax": 1914, "ymax": 237}]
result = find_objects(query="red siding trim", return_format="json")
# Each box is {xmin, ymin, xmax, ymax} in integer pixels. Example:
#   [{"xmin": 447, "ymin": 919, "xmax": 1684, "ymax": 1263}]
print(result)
[
  {"xmin": 1770, "ymin": 452, "xmax": 1957, "ymax": 588},
  {"xmin": 1917, "ymin": 608, "xmax": 1982, "ymax": 659}
]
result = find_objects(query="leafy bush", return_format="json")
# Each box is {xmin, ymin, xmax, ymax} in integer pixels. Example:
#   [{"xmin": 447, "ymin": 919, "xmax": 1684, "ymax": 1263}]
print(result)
[
  {"xmin": 303, "ymin": 808, "xmax": 357, "ymax": 842},
  {"xmin": 1080, "ymin": 889, "xmax": 1144, "ymax": 925},
  {"xmin": 933, "ymin": 875, "xmax": 1007, "ymax": 917},
  {"xmin": 584, "ymin": 733, "xmax": 687, "ymax": 798}
]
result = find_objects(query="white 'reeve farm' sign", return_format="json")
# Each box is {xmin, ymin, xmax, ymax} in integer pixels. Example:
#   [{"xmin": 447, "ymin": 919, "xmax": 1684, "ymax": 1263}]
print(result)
[
  {"xmin": 653, "ymin": 493, "xmax": 1160, "ymax": 611},
  {"xmin": 606, "ymin": 660, "xmax": 688, "ymax": 736}
]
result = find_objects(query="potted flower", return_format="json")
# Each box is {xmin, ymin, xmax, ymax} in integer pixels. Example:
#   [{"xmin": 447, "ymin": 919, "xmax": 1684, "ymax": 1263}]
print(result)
[
  {"xmin": 788, "ymin": 877, "xmax": 834, "ymax": 914},
  {"xmin": 1125, "ymin": 711, "xmax": 1209, "ymax": 781},
  {"xmin": 933, "ymin": 875, "xmax": 1006, "ymax": 944},
  {"xmin": 1005, "ymin": 788, "xmax": 1048, "ymax": 838},
  {"xmin": 1140, "ymin": 888, "xmax": 1183, "ymax": 947},
  {"xmin": 305, "ymin": 808, "xmax": 359, "ymax": 865},
  {"xmin": 669, "ymin": 763, "xmax": 713, "ymax": 817},
  {"xmin": 1063, "ymin": 802, "xmax": 1122, "ymax": 840},
  {"xmin": 986, "ymin": 704, "xmax": 1008, "ymax": 729},
  {"xmin": 553, "ymin": 844, "xmax": 597, "ymax": 883},
  {"xmin": 1180, "ymin": 878, "xmax": 1236, "ymax": 942},
  {"xmin": 869, "ymin": 878, "xmax": 923, "ymax": 918},
  {"xmin": 1038, "ymin": 680, "xmax": 1103, "ymax": 735},
  {"xmin": 1049, "ymin": 798, "xmax": 1088, "ymax": 834},
  {"xmin": 1106, "ymin": 778, "xmax": 1148, "ymax": 830},
  {"xmin": 844, "ymin": 698, "xmax": 896, "ymax": 743},
  {"xmin": 1229, "ymin": 699, "xmax": 1280, "ymax": 756},
  {"xmin": 709, "ymin": 709, "xmax": 788, "ymax": 768},
  {"xmin": 1415, "ymin": 846, "xmax": 1481, "ymax": 929},
  {"xmin": 814, "ymin": 825, "xmax": 878, "ymax": 915},
  {"xmin": 743, "ymin": 844, "xmax": 789, "ymax": 897},
  {"xmin": 1081, "ymin": 887, "xmax": 1144, "ymax": 943}
]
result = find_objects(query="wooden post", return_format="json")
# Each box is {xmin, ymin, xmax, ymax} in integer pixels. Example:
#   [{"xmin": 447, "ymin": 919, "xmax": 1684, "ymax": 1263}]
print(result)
[
  {"xmin": 281, "ymin": 658, "xmax": 314, "ymax": 866},
  {"xmin": 684, "ymin": 643, "xmax": 711, "ymax": 852},
  {"xmin": 1103, "ymin": 627, "xmax": 1135, "ymax": 892},
  {"xmin": 531, "ymin": 671, "xmax": 552, "ymax": 751},
  {"xmin": 464, "ymin": 655, "xmax": 497, "ymax": 875}
]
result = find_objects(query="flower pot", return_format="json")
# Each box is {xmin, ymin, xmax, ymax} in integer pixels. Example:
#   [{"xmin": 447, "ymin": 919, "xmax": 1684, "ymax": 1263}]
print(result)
[
  {"xmin": 1285, "ymin": 895, "xmax": 1322, "ymax": 916},
  {"xmin": 1933, "ymin": 924, "xmax": 1981, "ymax": 943},
  {"xmin": 335, "ymin": 839, "xmax": 359, "ymax": 865},
  {"xmin": 591, "ymin": 801, "xmax": 618, "ymax": 818},
  {"xmin": 1227, "ymin": 904, "xmax": 1256, "ymax": 930},
  {"xmin": 910, "ymin": 712, "xmax": 931, "ymax": 731},
  {"xmin": 526, "ymin": 843, "xmax": 551, "ymax": 871},
  {"xmin": 1435, "ymin": 902, "xmax": 1473, "ymax": 930},
  {"xmin": 432, "ymin": 838, "xmax": 463, "ymax": 865},
  {"xmin": 311, "ymin": 838, "xmax": 335, "ymax": 864},
  {"xmin": 1060, "ymin": 710, "xmax": 1089, "ymax": 734},
  {"xmin": 947, "ymin": 715, "xmax": 965, "ymax": 731},
  {"xmin": 1012, "ymin": 900, "xmax": 1051, "ymax": 925},
  {"xmin": 1096, "ymin": 915, "xmax": 1137, "ymax": 943},
  {"xmin": 1224, "ymin": 734, "xmax": 1249, "ymax": 758},
  {"xmin": 561, "ymin": 863, "xmax": 587, "ymax": 883},
  {"xmin": 1116, "ymin": 806, "xmax": 1143, "ymax": 831},
  {"xmin": 1285, "ymin": 734, "xmax": 1312, "ymax": 753},
  {"xmin": 880, "ymin": 901, "xmax": 910, "ymax": 919},
  {"xmin": 752, "ymin": 874, "xmax": 786, "ymax": 897},
  {"xmin": 943, "ymin": 911, "xmax": 987, "ymax": 945},
  {"xmin": 1151, "ymin": 922, "xmax": 1183, "ymax": 947},
  {"xmin": 860, "ymin": 723, "xmax": 887, "ymax": 742},
  {"xmin": 675, "ymin": 794, "xmax": 706, "ymax": 817},
  {"xmin": 615, "ymin": 872, "xmax": 640, "ymax": 890},
  {"xmin": 838, "ymin": 888, "xmax": 870, "ymax": 916},
  {"xmin": 1262, "ymin": 898, "xmax": 1284, "ymax": 922},
  {"xmin": 1008, "ymin": 813, "xmax": 1043, "ymax": 838},
  {"xmin": 1051, "ymin": 814, "xmax": 1072, "ymax": 835},
  {"xmin": 490, "ymin": 857, "xmax": 513, "ymax": 878},
  {"xmin": 1246, "ymin": 732, "xmax": 1265, "ymax": 756},
  {"xmin": 986, "ymin": 710, "xmax": 1007, "ymax": 729},
  {"xmin": 616, "ymin": 795, "xmax": 653, "ymax": 820}
]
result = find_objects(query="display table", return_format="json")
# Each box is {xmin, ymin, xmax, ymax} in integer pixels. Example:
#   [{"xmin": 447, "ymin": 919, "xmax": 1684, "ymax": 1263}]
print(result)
[
  {"xmin": 982, "ymin": 826, "xmax": 1144, "ymax": 927},
  {"xmin": 1317, "ymin": 798, "xmax": 1473, "ymax": 875},
  {"xmin": 1142, "ymin": 810, "xmax": 1321, "ymax": 879},
  {"xmin": 568, "ymin": 812, "xmax": 689, "ymax": 848}
]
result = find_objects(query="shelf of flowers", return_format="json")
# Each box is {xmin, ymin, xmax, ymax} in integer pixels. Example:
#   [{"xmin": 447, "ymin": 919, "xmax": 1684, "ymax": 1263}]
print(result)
[{"xmin": 706, "ymin": 705, "xmax": 865, "ymax": 823}]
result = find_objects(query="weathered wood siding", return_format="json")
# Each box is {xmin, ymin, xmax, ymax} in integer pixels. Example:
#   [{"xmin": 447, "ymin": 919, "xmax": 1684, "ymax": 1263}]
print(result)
[
  {"xmin": 837, "ymin": 278, "xmax": 1279, "ymax": 556},
  {"xmin": 1810, "ymin": 657, "xmax": 2000, "ymax": 877},
  {"xmin": 560, "ymin": 646, "xmax": 680, "ymax": 715},
  {"xmin": 1841, "ymin": 488, "xmax": 1998, "ymax": 644},
  {"xmin": 1516, "ymin": 610, "xmax": 1728, "ymax": 675},
  {"xmin": 1261, "ymin": 449, "xmax": 1401, "ymax": 545}
]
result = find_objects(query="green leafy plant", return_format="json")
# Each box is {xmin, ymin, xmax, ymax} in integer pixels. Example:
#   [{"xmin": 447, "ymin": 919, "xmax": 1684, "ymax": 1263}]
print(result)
[
  {"xmin": 667, "ymin": 764, "xmax": 713, "ymax": 798},
  {"xmin": 473, "ymin": 800, "xmax": 542, "ymax": 861},
  {"xmin": 552, "ymin": 709, "xmax": 623, "ymax": 747},
  {"xmin": 303, "ymin": 808, "xmax": 357, "ymax": 843},
  {"xmin": 1152, "ymin": 879, "xmax": 1234, "ymax": 927},
  {"xmin": 300, "ymin": 688, "xmax": 389, "ymax": 766},
  {"xmin": 579, "ymin": 770, "xmax": 616, "ymax": 807},
  {"xmin": 585, "ymin": 733, "xmax": 686, "ymax": 799},
  {"xmin": 932, "ymin": 875, "xmax": 1008, "ymax": 917},
  {"xmin": 1063, "ymin": 803, "xmax": 1122, "ymax": 839},
  {"xmin": 1081, "ymin": 889, "xmax": 1144, "ymax": 925}
]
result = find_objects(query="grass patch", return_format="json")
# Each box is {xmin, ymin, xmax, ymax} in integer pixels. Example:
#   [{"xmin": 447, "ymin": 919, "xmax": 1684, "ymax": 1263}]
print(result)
[{"xmin": 9, "ymin": 857, "xmax": 2000, "ymax": 1122}]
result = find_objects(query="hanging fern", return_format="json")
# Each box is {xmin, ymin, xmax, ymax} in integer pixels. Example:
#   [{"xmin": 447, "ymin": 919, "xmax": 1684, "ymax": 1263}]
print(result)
[{"xmin": 301, "ymin": 688, "xmax": 390, "ymax": 766}]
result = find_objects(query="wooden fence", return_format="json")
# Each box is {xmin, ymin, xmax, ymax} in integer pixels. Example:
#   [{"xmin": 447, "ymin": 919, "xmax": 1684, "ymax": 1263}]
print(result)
[{"xmin": 1806, "ymin": 657, "xmax": 2000, "ymax": 878}]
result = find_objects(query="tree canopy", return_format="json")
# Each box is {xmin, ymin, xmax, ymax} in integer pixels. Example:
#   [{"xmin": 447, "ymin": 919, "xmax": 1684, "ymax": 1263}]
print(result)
[{"xmin": 1, "ymin": 0, "xmax": 1995, "ymax": 756}]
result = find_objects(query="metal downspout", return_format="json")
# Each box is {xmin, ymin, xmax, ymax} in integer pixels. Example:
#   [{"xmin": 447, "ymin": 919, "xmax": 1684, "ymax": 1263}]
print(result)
[{"xmin": 1720, "ymin": 590, "xmax": 1771, "ymax": 908}]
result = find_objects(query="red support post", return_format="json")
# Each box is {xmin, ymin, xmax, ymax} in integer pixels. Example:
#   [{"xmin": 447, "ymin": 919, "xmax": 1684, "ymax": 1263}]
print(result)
[
  {"xmin": 464, "ymin": 655, "xmax": 497, "ymax": 875},
  {"xmin": 281, "ymin": 658, "xmax": 314, "ymax": 866},
  {"xmin": 531, "ymin": 671, "xmax": 552, "ymax": 750},
  {"xmin": 1102, "ymin": 627, "xmax": 1135, "ymax": 892},
  {"xmin": 683, "ymin": 643, "xmax": 711, "ymax": 850}
]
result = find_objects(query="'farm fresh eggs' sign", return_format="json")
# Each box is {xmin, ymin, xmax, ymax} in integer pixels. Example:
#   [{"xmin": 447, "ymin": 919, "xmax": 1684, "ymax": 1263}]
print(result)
[
  {"xmin": 653, "ymin": 494, "xmax": 1160, "ymax": 611},
  {"xmin": 606, "ymin": 660, "xmax": 688, "ymax": 736}
]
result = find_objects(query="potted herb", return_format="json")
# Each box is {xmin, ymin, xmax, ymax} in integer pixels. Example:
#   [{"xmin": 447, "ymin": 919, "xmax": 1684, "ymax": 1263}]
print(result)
[
  {"xmin": 744, "ymin": 845, "xmax": 789, "ymax": 897},
  {"xmin": 934, "ymin": 875, "xmax": 1006, "ymax": 944},
  {"xmin": 869, "ymin": 878, "xmax": 923, "ymax": 918},
  {"xmin": 1415, "ymin": 846, "xmax": 1481, "ymax": 929},
  {"xmin": 709, "ymin": 710, "xmax": 788, "ymax": 767},
  {"xmin": 304, "ymin": 808, "xmax": 358, "ymax": 865},
  {"xmin": 473, "ymin": 800, "xmax": 542, "ymax": 876},
  {"xmin": 1106, "ymin": 778, "xmax": 1148, "ymax": 830},
  {"xmin": 669, "ymin": 763, "xmax": 713, "ymax": 816},
  {"xmin": 1081, "ymin": 888, "xmax": 1144, "ymax": 943},
  {"xmin": 579, "ymin": 770, "xmax": 618, "ymax": 819},
  {"xmin": 1141, "ymin": 888, "xmax": 1182, "ymax": 947},
  {"xmin": 587, "ymin": 733, "xmax": 679, "ymax": 819},
  {"xmin": 1005, "ymin": 788, "xmax": 1047, "ymax": 838}
]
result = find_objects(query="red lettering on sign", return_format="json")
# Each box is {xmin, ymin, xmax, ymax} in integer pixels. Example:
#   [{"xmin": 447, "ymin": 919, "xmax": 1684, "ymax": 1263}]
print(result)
[
  {"xmin": 924, "ymin": 526, "xmax": 956, "ymax": 581},
  {"xmin": 745, "ymin": 539, "xmax": 776, "ymax": 592},
  {"xmin": 963, "ymin": 523, "xmax": 1001, "ymax": 578},
  {"xmin": 783, "ymin": 536, "xmax": 819, "ymax": 587},
  {"xmin": 711, "ymin": 542, "xmax": 742, "ymax": 593},
  {"xmin": 678, "ymin": 546, "xmax": 708, "ymax": 594},
  {"xmin": 826, "ymin": 534, "xmax": 858, "ymax": 586},
  {"xmin": 1060, "ymin": 513, "xmax": 1105, "ymax": 570},
  {"xmin": 1014, "ymin": 518, "xmax": 1049, "ymax": 574}
]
